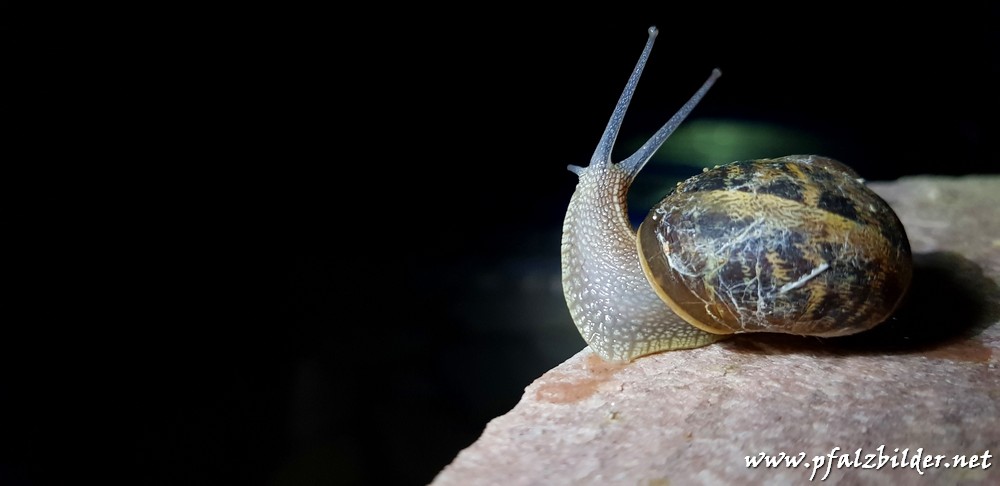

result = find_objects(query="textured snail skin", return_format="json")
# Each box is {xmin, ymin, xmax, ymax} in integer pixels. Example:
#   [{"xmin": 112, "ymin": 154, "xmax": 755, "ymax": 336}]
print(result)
[
  {"xmin": 560, "ymin": 27, "xmax": 724, "ymax": 362},
  {"xmin": 638, "ymin": 155, "xmax": 913, "ymax": 337},
  {"xmin": 561, "ymin": 164, "xmax": 725, "ymax": 362}
]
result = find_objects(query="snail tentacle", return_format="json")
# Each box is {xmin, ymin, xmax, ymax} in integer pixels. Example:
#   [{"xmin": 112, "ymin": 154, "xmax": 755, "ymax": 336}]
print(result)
[
  {"xmin": 587, "ymin": 26, "xmax": 659, "ymax": 170},
  {"xmin": 619, "ymin": 68, "xmax": 721, "ymax": 176}
]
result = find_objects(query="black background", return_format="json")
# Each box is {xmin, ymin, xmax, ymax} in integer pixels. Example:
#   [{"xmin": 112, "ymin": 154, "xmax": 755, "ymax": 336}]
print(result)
[{"xmin": 4, "ymin": 4, "xmax": 997, "ymax": 485}]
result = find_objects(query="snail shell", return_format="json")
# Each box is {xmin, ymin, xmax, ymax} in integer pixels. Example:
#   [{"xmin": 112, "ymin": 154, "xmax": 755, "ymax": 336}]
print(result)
[
  {"xmin": 637, "ymin": 155, "xmax": 912, "ymax": 337},
  {"xmin": 560, "ymin": 27, "xmax": 912, "ymax": 362}
]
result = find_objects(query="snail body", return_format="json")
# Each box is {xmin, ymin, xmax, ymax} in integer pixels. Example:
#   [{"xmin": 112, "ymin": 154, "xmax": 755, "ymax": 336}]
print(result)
[{"xmin": 561, "ymin": 27, "xmax": 912, "ymax": 362}]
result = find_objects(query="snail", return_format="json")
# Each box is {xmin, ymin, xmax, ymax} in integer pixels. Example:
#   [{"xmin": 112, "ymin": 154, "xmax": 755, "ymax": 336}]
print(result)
[{"xmin": 561, "ymin": 26, "xmax": 912, "ymax": 362}]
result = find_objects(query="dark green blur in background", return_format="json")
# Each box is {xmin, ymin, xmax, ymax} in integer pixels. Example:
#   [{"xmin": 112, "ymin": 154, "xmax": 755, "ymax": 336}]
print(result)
[{"xmin": 3, "ymin": 5, "xmax": 997, "ymax": 486}]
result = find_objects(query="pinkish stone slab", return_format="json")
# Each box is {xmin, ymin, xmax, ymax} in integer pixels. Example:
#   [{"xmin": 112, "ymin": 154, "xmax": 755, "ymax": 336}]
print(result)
[{"xmin": 434, "ymin": 175, "xmax": 1000, "ymax": 485}]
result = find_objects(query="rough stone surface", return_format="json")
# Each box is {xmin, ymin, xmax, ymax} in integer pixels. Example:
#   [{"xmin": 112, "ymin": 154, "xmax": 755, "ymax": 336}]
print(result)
[{"xmin": 433, "ymin": 175, "xmax": 1000, "ymax": 485}]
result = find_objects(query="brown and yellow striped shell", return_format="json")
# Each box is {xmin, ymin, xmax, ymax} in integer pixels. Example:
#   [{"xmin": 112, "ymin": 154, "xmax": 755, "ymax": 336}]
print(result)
[{"xmin": 637, "ymin": 155, "xmax": 912, "ymax": 337}]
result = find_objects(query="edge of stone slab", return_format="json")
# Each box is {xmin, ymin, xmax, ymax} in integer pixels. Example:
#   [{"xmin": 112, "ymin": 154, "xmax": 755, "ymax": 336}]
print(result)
[{"xmin": 432, "ymin": 174, "xmax": 1000, "ymax": 485}]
